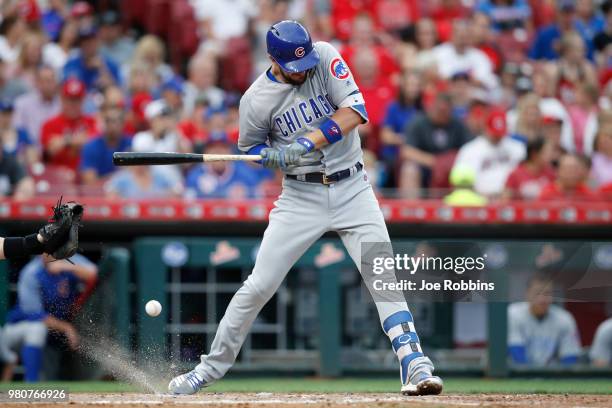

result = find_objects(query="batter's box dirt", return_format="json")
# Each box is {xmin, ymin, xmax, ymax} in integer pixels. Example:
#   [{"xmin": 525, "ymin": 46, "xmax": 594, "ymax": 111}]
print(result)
[{"xmin": 4, "ymin": 393, "xmax": 612, "ymax": 408}]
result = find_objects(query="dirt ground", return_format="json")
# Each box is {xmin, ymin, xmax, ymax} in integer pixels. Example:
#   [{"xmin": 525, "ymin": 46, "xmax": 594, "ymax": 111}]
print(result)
[{"xmin": 3, "ymin": 392, "xmax": 612, "ymax": 408}]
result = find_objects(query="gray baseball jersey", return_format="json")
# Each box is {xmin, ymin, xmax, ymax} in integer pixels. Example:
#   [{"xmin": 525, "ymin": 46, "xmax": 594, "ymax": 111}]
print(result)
[
  {"xmin": 190, "ymin": 40, "xmax": 434, "ymax": 388},
  {"xmin": 590, "ymin": 318, "xmax": 612, "ymax": 365},
  {"xmin": 238, "ymin": 41, "xmax": 366, "ymax": 175},
  {"xmin": 508, "ymin": 302, "xmax": 581, "ymax": 366}
]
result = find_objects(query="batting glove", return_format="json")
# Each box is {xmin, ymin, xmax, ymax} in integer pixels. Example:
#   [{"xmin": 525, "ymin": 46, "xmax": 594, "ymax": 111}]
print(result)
[
  {"xmin": 282, "ymin": 138, "xmax": 314, "ymax": 166},
  {"xmin": 260, "ymin": 147, "xmax": 286, "ymax": 169}
]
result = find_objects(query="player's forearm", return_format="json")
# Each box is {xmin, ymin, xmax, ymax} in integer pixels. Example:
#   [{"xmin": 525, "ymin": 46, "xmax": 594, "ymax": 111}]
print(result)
[
  {"xmin": 0, "ymin": 234, "xmax": 45, "ymax": 260},
  {"xmin": 303, "ymin": 108, "xmax": 364, "ymax": 150},
  {"xmin": 67, "ymin": 263, "xmax": 98, "ymax": 282},
  {"xmin": 44, "ymin": 315, "xmax": 70, "ymax": 333}
]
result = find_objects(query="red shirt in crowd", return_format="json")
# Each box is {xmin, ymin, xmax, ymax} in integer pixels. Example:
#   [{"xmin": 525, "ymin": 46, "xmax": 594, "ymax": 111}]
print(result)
[
  {"xmin": 41, "ymin": 113, "xmax": 98, "ymax": 171},
  {"xmin": 538, "ymin": 182, "xmax": 598, "ymax": 201},
  {"xmin": 341, "ymin": 44, "xmax": 400, "ymax": 82},
  {"xmin": 505, "ymin": 164, "xmax": 556, "ymax": 200}
]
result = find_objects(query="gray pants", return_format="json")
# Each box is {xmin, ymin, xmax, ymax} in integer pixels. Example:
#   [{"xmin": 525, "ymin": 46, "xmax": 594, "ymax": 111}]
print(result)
[{"xmin": 195, "ymin": 171, "xmax": 429, "ymax": 383}]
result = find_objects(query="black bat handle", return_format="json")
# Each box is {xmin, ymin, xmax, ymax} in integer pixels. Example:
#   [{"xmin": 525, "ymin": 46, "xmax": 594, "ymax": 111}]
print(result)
[{"xmin": 112, "ymin": 152, "xmax": 202, "ymax": 166}]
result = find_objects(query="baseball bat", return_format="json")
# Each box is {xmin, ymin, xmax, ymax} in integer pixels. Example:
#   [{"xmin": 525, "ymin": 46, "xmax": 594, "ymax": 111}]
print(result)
[{"xmin": 112, "ymin": 152, "xmax": 262, "ymax": 166}]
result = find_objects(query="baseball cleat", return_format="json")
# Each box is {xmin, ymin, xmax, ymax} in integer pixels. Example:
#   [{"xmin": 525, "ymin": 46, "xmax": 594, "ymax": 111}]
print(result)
[
  {"xmin": 401, "ymin": 371, "xmax": 443, "ymax": 396},
  {"xmin": 168, "ymin": 370, "xmax": 206, "ymax": 395}
]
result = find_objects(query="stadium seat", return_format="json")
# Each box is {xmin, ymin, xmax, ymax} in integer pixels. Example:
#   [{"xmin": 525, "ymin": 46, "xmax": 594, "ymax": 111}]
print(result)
[
  {"xmin": 146, "ymin": 0, "xmax": 171, "ymax": 39},
  {"xmin": 169, "ymin": 0, "xmax": 200, "ymax": 70},
  {"xmin": 219, "ymin": 37, "xmax": 253, "ymax": 93}
]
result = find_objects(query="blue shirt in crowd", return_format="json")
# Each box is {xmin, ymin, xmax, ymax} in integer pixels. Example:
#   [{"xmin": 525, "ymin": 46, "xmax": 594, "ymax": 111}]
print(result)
[
  {"xmin": 185, "ymin": 161, "xmax": 266, "ymax": 199},
  {"xmin": 529, "ymin": 24, "xmax": 594, "ymax": 61},
  {"xmin": 63, "ymin": 52, "xmax": 121, "ymax": 91},
  {"xmin": 80, "ymin": 135, "xmax": 131, "ymax": 177}
]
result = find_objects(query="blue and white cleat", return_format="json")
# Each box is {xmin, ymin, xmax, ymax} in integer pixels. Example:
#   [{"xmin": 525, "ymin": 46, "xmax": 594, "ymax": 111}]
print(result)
[
  {"xmin": 168, "ymin": 370, "xmax": 206, "ymax": 395},
  {"xmin": 401, "ymin": 370, "xmax": 444, "ymax": 396}
]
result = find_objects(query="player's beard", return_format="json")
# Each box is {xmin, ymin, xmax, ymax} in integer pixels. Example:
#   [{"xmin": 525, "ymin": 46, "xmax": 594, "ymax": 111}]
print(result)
[{"xmin": 280, "ymin": 69, "xmax": 309, "ymax": 86}]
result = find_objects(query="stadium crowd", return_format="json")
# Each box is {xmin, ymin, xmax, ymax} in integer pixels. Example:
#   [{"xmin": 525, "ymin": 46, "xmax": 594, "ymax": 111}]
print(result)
[{"xmin": 0, "ymin": 0, "xmax": 611, "ymax": 202}]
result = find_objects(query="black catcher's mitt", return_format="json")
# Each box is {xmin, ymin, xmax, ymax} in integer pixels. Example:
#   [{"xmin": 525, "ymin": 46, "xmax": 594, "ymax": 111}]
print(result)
[{"xmin": 38, "ymin": 198, "xmax": 84, "ymax": 260}]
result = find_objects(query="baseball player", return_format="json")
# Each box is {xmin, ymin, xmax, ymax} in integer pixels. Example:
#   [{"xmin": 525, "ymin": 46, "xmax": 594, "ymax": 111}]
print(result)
[{"xmin": 169, "ymin": 21, "xmax": 443, "ymax": 396}]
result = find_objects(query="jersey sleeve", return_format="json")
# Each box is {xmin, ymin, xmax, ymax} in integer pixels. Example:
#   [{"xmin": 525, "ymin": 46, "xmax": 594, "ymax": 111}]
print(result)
[
  {"xmin": 16, "ymin": 259, "xmax": 47, "ymax": 321},
  {"xmin": 558, "ymin": 311, "xmax": 581, "ymax": 361},
  {"xmin": 316, "ymin": 41, "xmax": 369, "ymax": 123},
  {"xmin": 237, "ymin": 96, "xmax": 270, "ymax": 152},
  {"xmin": 590, "ymin": 319, "xmax": 612, "ymax": 364}
]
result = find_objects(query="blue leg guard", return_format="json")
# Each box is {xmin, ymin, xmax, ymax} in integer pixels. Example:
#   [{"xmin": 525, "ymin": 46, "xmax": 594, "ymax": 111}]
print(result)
[{"xmin": 21, "ymin": 345, "xmax": 42, "ymax": 382}]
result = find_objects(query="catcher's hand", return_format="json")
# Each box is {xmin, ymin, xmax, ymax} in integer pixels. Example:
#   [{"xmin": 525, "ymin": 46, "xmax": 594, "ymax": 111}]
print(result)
[{"xmin": 38, "ymin": 198, "xmax": 83, "ymax": 260}]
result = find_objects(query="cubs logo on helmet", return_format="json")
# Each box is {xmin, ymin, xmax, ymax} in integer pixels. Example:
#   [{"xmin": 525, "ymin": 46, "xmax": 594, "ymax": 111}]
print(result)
[
  {"xmin": 295, "ymin": 47, "xmax": 305, "ymax": 58},
  {"xmin": 330, "ymin": 58, "xmax": 349, "ymax": 80}
]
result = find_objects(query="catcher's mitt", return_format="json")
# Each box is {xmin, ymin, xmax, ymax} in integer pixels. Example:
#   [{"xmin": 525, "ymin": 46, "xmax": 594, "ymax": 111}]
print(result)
[{"xmin": 38, "ymin": 198, "xmax": 84, "ymax": 260}]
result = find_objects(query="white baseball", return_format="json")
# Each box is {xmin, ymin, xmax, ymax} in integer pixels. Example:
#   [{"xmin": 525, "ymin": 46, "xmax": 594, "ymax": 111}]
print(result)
[{"xmin": 145, "ymin": 300, "xmax": 162, "ymax": 317}]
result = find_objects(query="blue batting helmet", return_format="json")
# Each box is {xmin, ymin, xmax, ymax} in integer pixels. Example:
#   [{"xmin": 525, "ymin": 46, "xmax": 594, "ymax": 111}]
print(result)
[{"xmin": 266, "ymin": 20, "xmax": 320, "ymax": 73}]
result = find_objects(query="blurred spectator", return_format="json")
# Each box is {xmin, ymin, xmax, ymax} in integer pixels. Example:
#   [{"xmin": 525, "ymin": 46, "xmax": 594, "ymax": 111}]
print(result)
[
  {"xmin": 341, "ymin": 13, "xmax": 399, "ymax": 84},
  {"xmin": 541, "ymin": 115, "xmax": 567, "ymax": 165},
  {"xmin": 504, "ymin": 137, "xmax": 556, "ymax": 200},
  {"xmin": 70, "ymin": 1, "xmax": 95, "ymax": 30},
  {"xmin": 566, "ymin": 83, "xmax": 599, "ymax": 153},
  {"xmin": 401, "ymin": 92, "xmax": 472, "ymax": 196},
  {"xmin": 42, "ymin": 18, "xmax": 79, "ymax": 73},
  {"xmin": 431, "ymin": 19, "xmax": 498, "ymax": 90},
  {"xmin": 105, "ymin": 163, "xmax": 182, "ymax": 199},
  {"xmin": 13, "ymin": 65, "xmax": 60, "ymax": 144},
  {"xmin": 508, "ymin": 272, "xmax": 581, "ymax": 366},
  {"xmin": 63, "ymin": 24, "xmax": 120, "ymax": 92},
  {"xmin": 380, "ymin": 70, "xmax": 422, "ymax": 181},
  {"xmin": 509, "ymin": 93, "xmax": 542, "ymax": 144},
  {"xmin": 574, "ymin": 0, "xmax": 605, "ymax": 45},
  {"xmin": 80, "ymin": 107, "xmax": 131, "ymax": 185},
  {"xmin": 531, "ymin": 67, "xmax": 575, "ymax": 152},
  {"xmin": 476, "ymin": 0, "xmax": 532, "ymax": 32},
  {"xmin": 529, "ymin": 0, "xmax": 593, "ymax": 61},
  {"xmin": 192, "ymin": 0, "xmax": 257, "ymax": 49},
  {"xmin": 590, "ymin": 124, "xmax": 612, "ymax": 188},
  {"xmin": 374, "ymin": 0, "xmax": 420, "ymax": 32},
  {"xmin": 8, "ymin": 31, "xmax": 46, "ymax": 90},
  {"xmin": 40, "ymin": 78, "xmax": 97, "ymax": 171},
  {"xmin": 98, "ymin": 10, "xmax": 135, "ymax": 68},
  {"xmin": 161, "ymin": 76, "xmax": 185, "ymax": 116},
  {"xmin": 178, "ymin": 95, "xmax": 209, "ymax": 147},
  {"xmin": 183, "ymin": 52, "xmax": 225, "ymax": 118},
  {"xmin": 539, "ymin": 153, "xmax": 596, "ymax": 200},
  {"xmin": 552, "ymin": 32, "xmax": 597, "ymax": 106},
  {"xmin": 0, "ymin": 56, "xmax": 28, "ymax": 103},
  {"xmin": 126, "ymin": 61, "xmax": 156, "ymax": 105},
  {"xmin": 132, "ymin": 100, "xmax": 188, "ymax": 182},
  {"xmin": 593, "ymin": 0, "xmax": 612, "ymax": 68},
  {"xmin": 0, "ymin": 100, "xmax": 37, "ymax": 166},
  {"xmin": 0, "ymin": 136, "xmax": 34, "ymax": 200},
  {"xmin": 128, "ymin": 35, "xmax": 173, "ymax": 86},
  {"xmin": 350, "ymin": 47, "xmax": 396, "ymax": 141},
  {"xmin": 470, "ymin": 12, "xmax": 504, "ymax": 74},
  {"xmin": 402, "ymin": 18, "xmax": 439, "ymax": 71},
  {"xmin": 2, "ymin": 255, "xmax": 97, "ymax": 381},
  {"xmin": 429, "ymin": 0, "xmax": 471, "ymax": 42},
  {"xmin": 0, "ymin": 15, "xmax": 27, "ymax": 64},
  {"xmin": 453, "ymin": 109, "xmax": 526, "ymax": 197},
  {"xmin": 185, "ymin": 132, "xmax": 262, "ymax": 199},
  {"xmin": 41, "ymin": 0, "xmax": 68, "ymax": 42},
  {"xmin": 443, "ymin": 165, "xmax": 488, "ymax": 206},
  {"xmin": 590, "ymin": 317, "xmax": 612, "ymax": 366}
]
